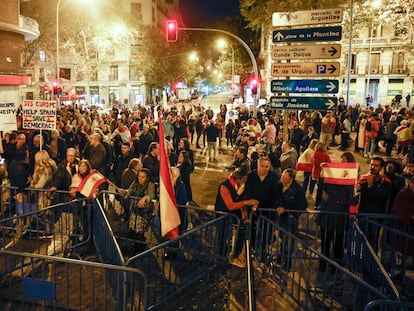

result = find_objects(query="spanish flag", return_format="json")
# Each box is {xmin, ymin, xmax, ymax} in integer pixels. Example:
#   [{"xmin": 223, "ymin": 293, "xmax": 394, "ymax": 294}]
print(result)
[
  {"xmin": 159, "ymin": 118, "xmax": 180, "ymax": 239},
  {"xmin": 322, "ymin": 162, "xmax": 358, "ymax": 186},
  {"xmin": 76, "ymin": 170, "xmax": 107, "ymax": 199},
  {"xmin": 67, "ymin": 87, "xmax": 77, "ymax": 100}
]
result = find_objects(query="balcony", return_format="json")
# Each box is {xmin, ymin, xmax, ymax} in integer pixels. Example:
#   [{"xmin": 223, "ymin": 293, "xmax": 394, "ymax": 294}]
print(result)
[{"xmin": 0, "ymin": 15, "xmax": 39, "ymax": 41}]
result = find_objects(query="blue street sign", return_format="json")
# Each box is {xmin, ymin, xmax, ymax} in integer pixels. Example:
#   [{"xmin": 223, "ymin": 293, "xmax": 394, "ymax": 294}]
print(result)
[
  {"xmin": 272, "ymin": 26, "xmax": 342, "ymax": 43},
  {"xmin": 271, "ymin": 80, "xmax": 339, "ymax": 94},
  {"xmin": 269, "ymin": 96, "xmax": 338, "ymax": 110}
]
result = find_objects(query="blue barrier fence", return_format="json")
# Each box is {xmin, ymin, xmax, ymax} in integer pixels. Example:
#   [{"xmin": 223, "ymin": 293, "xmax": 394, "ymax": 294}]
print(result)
[
  {"xmin": 252, "ymin": 215, "xmax": 390, "ymax": 310},
  {"xmin": 0, "ymin": 250, "xmax": 147, "ymax": 310},
  {"xmin": 2, "ymin": 184, "xmax": 413, "ymax": 310},
  {"xmin": 359, "ymin": 218, "xmax": 414, "ymax": 300}
]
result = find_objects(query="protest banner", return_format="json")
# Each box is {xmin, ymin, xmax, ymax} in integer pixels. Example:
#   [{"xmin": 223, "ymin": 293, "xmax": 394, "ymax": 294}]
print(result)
[{"xmin": 22, "ymin": 100, "xmax": 57, "ymax": 130}]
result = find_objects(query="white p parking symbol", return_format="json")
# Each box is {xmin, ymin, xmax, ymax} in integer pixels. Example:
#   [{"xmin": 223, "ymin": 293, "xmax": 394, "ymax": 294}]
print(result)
[{"xmin": 317, "ymin": 65, "xmax": 327, "ymax": 74}]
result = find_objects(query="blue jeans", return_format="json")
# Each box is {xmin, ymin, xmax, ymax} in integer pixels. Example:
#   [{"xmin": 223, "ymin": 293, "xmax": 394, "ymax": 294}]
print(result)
[{"xmin": 364, "ymin": 137, "xmax": 376, "ymax": 156}]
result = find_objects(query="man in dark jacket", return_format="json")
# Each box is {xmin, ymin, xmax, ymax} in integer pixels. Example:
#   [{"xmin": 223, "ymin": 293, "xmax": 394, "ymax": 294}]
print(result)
[
  {"xmin": 113, "ymin": 142, "xmax": 133, "ymax": 187},
  {"xmin": 49, "ymin": 148, "xmax": 79, "ymax": 203},
  {"xmin": 215, "ymin": 168, "xmax": 258, "ymax": 268},
  {"xmin": 275, "ymin": 168, "xmax": 308, "ymax": 268},
  {"xmin": 142, "ymin": 142, "xmax": 160, "ymax": 183}
]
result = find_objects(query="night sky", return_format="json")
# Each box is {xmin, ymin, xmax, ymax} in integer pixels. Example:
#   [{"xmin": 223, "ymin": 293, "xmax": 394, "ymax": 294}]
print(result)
[{"xmin": 179, "ymin": 0, "xmax": 240, "ymax": 26}]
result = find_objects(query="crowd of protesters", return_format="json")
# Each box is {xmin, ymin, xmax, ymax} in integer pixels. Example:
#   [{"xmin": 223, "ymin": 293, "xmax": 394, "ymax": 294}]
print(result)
[{"xmin": 1, "ymin": 97, "xmax": 413, "ymax": 262}]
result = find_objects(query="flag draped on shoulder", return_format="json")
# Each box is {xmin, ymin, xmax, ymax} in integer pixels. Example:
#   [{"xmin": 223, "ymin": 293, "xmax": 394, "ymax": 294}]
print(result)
[
  {"xmin": 322, "ymin": 162, "xmax": 358, "ymax": 186},
  {"xmin": 77, "ymin": 170, "xmax": 107, "ymax": 199},
  {"xmin": 159, "ymin": 118, "xmax": 180, "ymax": 239}
]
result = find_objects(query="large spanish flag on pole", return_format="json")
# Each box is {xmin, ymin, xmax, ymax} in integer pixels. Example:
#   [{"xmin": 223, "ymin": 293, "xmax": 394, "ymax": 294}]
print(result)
[
  {"xmin": 159, "ymin": 118, "xmax": 180, "ymax": 239},
  {"xmin": 322, "ymin": 162, "xmax": 359, "ymax": 185}
]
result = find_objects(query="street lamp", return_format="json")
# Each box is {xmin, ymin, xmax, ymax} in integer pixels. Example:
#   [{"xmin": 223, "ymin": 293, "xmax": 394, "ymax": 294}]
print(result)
[
  {"xmin": 216, "ymin": 39, "xmax": 234, "ymax": 90},
  {"xmin": 56, "ymin": 0, "xmax": 63, "ymax": 105},
  {"xmin": 365, "ymin": 0, "xmax": 382, "ymax": 105}
]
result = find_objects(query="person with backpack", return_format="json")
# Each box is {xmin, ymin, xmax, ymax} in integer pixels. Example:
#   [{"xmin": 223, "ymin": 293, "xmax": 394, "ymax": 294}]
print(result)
[{"xmin": 364, "ymin": 113, "xmax": 380, "ymax": 158}]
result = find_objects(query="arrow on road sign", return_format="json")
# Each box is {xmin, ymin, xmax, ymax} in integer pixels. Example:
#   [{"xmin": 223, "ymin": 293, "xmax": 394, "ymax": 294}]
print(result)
[
  {"xmin": 272, "ymin": 44, "xmax": 341, "ymax": 60},
  {"xmin": 274, "ymin": 32, "xmax": 284, "ymax": 41},
  {"xmin": 328, "ymin": 65, "xmax": 337, "ymax": 74},
  {"xmin": 328, "ymin": 46, "xmax": 338, "ymax": 57},
  {"xmin": 326, "ymin": 81, "xmax": 337, "ymax": 93},
  {"xmin": 271, "ymin": 80, "xmax": 339, "ymax": 94},
  {"xmin": 269, "ymin": 96, "xmax": 338, "ymax": 111},
  {"xmin": 272, "ymin": 26, "xmax": 342, "ymax": 43},
  {"xmin": 325, "ymin": 99, "xmax": 336, "ymax": 110},
  {"xmin": 272, "ymin": 62, "xmax": 341, "ymax": 77}
]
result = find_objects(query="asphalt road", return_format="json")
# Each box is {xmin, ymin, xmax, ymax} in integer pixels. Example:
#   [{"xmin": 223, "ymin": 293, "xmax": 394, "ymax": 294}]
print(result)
[{"xmin": 187, "ymin": 92, "xmax": 371, "ymax": 209}]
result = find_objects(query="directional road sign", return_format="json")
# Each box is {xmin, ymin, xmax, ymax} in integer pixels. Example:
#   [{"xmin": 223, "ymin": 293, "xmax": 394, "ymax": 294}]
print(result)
[
  {"xmin": 272, "ymin": 62, "xmax": 340, "ymax": 77},
  {"xmin": 269, "ymin": 96, "xmax": 338, "ymax": 110},
  {"xmin": 272, "ymin": 8, "xmax": 343, "ymax": 27},
  {"xmin": 271, "ymin": 80, "xmax": 339, "ymax": 94},
  {"xmin": 272, "ymin": 44, "xmax": 341, "ymax": 60},
  {"xmin": 272, "ymin": 26, "xmax": 342, "ymax": 43}
]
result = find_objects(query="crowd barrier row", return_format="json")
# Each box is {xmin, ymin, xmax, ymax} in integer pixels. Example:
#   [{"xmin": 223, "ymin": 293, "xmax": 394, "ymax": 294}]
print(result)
[
  {"xmin": 251, "ymin": 209, "xmax": 414, "ymax": 311},
  {"xmin": 1, "ymin": 185, "xmax": 413, "ymax": 310},
  {"xmin": 0, "ymin": 186, "xmax": 239, "ymax": 310}
]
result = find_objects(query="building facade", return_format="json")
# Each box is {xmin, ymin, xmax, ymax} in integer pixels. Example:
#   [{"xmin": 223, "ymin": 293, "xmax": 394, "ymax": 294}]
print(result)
[
  {"xmin": 21, "ymin": 0, "xmax": 179, "ymax": 109},
  {"xmin": 0, "ymin": 0, "xmax": 39, "ymax": 104}
]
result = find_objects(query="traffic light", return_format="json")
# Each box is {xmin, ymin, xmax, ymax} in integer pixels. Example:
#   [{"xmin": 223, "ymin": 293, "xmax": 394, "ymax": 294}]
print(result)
[
  {"xmin": 43, "ymin": 85, "xmax": 49, "ymax": 93},
  {"xmin": 251, "ymin": 79, "xmax": 258, "ymax": 95},
  {"xmin": 166, "ymin": 20, "xmax": 177, "ymax": 42},
  {"xmin": 52, "ymin": 81, "xmax": 58, "ymax": 95}
]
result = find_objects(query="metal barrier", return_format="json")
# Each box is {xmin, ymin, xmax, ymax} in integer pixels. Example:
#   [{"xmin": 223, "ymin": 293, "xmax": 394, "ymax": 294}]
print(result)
[
  {"xmin": 252, "ymin": 214, "xmax": 397, "ymax": 311},
  {"xmin": 0, "ymin": 198, "xmax": 91, "ymax": 257},
  {"xmin": 0, "ymin": 186, "xmax": 71, "ymax": 220},
  {"xmin": 347, "ymin": 221, "xmax": 399, "ymax": 300},
  {"xmin": 97, "ymin": 191, "xmax": 223, "ymax": 255},
  {"xmin": 359, "ymin": 219, "xmax": 414, "ymax": 301},
  {"xmin": 251, "ymin": 208, "xmax": 400, "ymax": 253},
  {"xmin": 125, "ymin": 213, "xmax": 239, "ymax": 310},
  {"xmin": 0, "ymin": 250, "xmax": 147, "ymax": 310},
  {"xmin": 363, "ymin": 299, "xmax": 414, "ymax": 311}
]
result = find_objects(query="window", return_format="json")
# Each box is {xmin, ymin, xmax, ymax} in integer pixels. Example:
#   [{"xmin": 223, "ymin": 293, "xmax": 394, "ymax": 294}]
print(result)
[
  {"xmin": 131, "ymin": 3, "xmax": 142, "ymax": 22},
  {"xmin": 391, "ymin": 52, "xmax": 405, "ymax": 73},
  {"xmin": 39, "ymin": 51, "xmax": 45, "ymax": 62},
  {"xmin": 110, "ymin": 65, "xmax": 118, "ymax": 81}
]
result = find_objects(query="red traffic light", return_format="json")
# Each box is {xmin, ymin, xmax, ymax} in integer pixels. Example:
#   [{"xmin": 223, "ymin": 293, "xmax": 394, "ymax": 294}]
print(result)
[
  {"xmin": 52, "ymin": 81, "xmax": 59, "ymax": 95},
  {"xmin": 166, "ymin": 20, "xmax": 178, "ymax": 42},
  {"xmin": 43, "ymin": 85, "xmax": 49, "ymax": 91},
  {"xmin": 250, "ymin": 79, "xmax": 258, "ymax": 95}
]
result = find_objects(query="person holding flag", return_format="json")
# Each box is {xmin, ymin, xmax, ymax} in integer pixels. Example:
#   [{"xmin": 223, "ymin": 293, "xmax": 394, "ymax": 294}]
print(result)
[
  {"xmin": 69, "ymin": 159, "xmax": 107, "ymax": 200},
  {"xmin": 316, "ymin": 152, "xmax": 358, "ymax": 272}
]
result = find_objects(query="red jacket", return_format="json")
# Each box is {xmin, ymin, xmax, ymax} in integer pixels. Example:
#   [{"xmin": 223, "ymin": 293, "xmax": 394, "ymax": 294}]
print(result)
[
  {"xmin": 311, "ymin": 150, "xmax": 331, "ymax": 180},
  {"xmin": 365, "ymin": 117, "xmax": 380, "ymax": 138}
]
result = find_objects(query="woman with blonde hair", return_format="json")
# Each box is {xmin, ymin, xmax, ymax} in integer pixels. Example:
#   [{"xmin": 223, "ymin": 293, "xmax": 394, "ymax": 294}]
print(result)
[
  {"xmin": 30, "ymin": 150, "xmax": 57, "ymax": 235},
  {"xmin": 31, "ymin": 150, "xmax": 58, "ymax": 208}
]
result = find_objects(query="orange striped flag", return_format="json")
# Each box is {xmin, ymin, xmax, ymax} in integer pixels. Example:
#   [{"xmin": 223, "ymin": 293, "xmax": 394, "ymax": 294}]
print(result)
[{"xmin": 159, "ymin": 118, "xmax": 180, "ymax": 239}]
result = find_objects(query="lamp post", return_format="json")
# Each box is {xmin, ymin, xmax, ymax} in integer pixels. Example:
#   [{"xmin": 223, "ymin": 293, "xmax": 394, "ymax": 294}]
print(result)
[
  {"xmin": 217, "ymin": 39, "xmax": 234, "ymax": 91},
  {"xmin": 365, "ymin": 0, "xmax": 382, "ymax": 106},
  {"xmin": 56, "ymin": 0, "xmax": 63, "ymax": 106}
]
